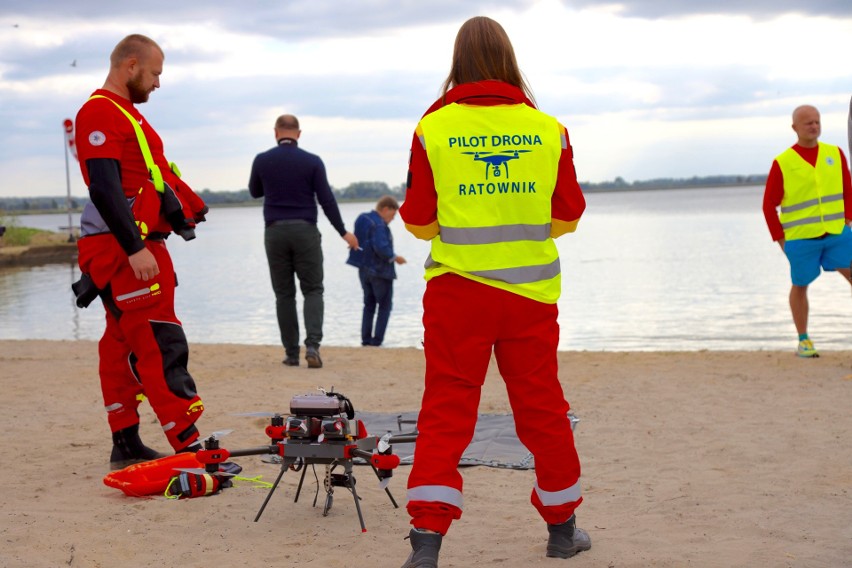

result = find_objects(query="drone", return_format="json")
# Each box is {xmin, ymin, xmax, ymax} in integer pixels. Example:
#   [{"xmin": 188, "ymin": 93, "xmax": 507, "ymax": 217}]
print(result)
[
  {"xmin": 462, "ymin": 149, "xmax": 532, "ymax": 179},
  {"xmin": 190, "ymin": 387, "xmax": 417, "ymax": 532}
]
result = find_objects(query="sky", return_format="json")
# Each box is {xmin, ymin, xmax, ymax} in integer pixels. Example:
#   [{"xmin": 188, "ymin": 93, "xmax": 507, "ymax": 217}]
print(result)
[{"xmin": 1, "ymin": 0, "xmax": 851, "ymax": 198}]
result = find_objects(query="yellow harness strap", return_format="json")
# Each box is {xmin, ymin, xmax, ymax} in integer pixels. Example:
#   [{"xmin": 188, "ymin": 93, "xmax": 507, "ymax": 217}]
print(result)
[{"xmin": 88, "ymin": 94, "xmax": 164, "ymax": 193}]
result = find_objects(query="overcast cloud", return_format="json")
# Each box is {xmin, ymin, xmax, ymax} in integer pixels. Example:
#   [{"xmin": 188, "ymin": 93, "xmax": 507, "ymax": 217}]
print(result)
[{"xmin": 1, "ymin": 1, "xmax": 851, "ymax": 197}]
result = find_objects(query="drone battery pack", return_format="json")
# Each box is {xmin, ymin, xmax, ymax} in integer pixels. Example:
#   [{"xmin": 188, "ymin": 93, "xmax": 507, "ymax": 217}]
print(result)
[{"xmin": 290, "ymin": 394, "xmax": 345, "ymax": 417}]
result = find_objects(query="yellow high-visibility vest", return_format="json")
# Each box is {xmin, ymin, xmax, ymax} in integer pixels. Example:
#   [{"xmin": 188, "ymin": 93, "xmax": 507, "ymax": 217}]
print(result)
[
  {"xmin": 778, "ymin": 143, "xmax": 845, "ymax": 240},
  {"xmin": 417, "ymin": 102, "xmax": 564, "ymax": 303}
]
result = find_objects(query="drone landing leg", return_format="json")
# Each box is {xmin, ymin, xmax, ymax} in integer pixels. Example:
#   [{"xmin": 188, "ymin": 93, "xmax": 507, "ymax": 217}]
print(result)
[
  {"xmin": 254, "ymin": 459, "xmax": 291, "ymax": 522},
  {"xmin": 368, "ymin": 463, "xmax": 400, "ymax": 508},
  {"xmin": 294, "ymin": 462, "xmax": 309, "ymax": 503},
  {"xmin": 344, "ymin": 463, "xmax": 367, "ymax": 532}
]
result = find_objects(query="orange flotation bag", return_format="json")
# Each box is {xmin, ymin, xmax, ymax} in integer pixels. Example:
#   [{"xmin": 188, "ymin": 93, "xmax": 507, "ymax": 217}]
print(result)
[{"xmin": 104, "ymin": 453, "xmax": 203, "ymax": 497}]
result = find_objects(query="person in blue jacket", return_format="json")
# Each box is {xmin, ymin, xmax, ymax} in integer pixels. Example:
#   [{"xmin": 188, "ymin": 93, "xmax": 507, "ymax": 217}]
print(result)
[{"xmin": 347, "ymin": 195, "xmax": 407, "ymax": 346}]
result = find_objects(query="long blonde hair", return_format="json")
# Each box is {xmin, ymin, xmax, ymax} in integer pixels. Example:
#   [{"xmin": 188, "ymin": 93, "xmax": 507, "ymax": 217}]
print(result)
[{"xmin": 440, "ymin": 16, "xmax": 534, "ymax": 103}]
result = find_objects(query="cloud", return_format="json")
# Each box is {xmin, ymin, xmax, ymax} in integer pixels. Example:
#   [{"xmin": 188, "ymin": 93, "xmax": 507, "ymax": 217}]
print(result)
[
  {"xmin": 2, "ymin": 1, "xmax": 538, "ymax": 40},
  {"xmin": 1, "ymin": 1, "xmax": 852, "ymax": 197},
  {"xmin": 564, "ymin": 0, "xmax": 852, "ymax": 19}
]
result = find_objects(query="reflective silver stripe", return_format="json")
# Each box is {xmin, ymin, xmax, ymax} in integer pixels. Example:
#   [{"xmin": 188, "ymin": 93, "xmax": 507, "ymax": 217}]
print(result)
[
  {"xmin": 116, "ymin": 287, "xmax": 150, "ymax": 302},
  {"xmin": 162, "ymin": 421, "xmax": 176, "ymax": 432},
  {"xmin": 470, "ymin": 258, "xmax": 561, "ymax": 285},
  {"xmin": 105, "ymin": 403, "xmax": 123, "ymax": 412},
  {"xmin": 561, "ymin": 132, "xmax": 567, "ymax": 149},
  {"xmin": 782, "ymin": 213, "xmax": 846, "ymax": 229},
  {"xmin": 407, "ymin": 485, "xmax": 464, "ymax": 509},
  {"xmin": 534, "ymin": 479, "xmax": 582, "ymax": 506},
  {"xmin": 418, "ymin": 134, "xmax": 426, "ymax": 149},
  {"xmin": 440, "ymin": 223, "xmax": 551, "ymax": 245},
  {"xmin": 781, "ymin": 193, "xmax": 843, "ymax": 213},
  {"xmin": 780, "ymin": 198, "xmax": 820, "ymax": 214}
]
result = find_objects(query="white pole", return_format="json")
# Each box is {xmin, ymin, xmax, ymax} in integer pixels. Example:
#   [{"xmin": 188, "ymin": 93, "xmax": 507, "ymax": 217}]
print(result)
[{"xmin": 63, "ymin": 119, "xmax": 75, "ymax": 242}]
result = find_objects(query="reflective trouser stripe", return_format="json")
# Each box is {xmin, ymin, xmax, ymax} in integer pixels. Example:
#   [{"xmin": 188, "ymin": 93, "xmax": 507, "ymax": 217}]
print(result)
[
  {"xmin": 534, "ymin": 479, "xmax": 582, "ymax": 506},
  {"xmin": 440, "ymin": 223, "xmax": 551, "ymax": 245},
  {"xmin": 407, "ymin": 485, "xmax": 464, "ymax": 510},
  {"xmin": 780, "ymin": 192, "xmax": 843, "ymax": 213},
  {"xmin": 781, "ymin": 212, "xmax": 846, "ymax": 229},
  {"xmin": 116, "ymin": 287, "xmax": 152, "ymax": 302}
]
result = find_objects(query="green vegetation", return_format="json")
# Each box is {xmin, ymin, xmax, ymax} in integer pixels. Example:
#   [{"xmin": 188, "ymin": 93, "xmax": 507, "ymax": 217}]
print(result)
[
  {"xmin": 0, "ymin": 214, "xmax": 48, "ymax": 246},
  {"xmin": 582, "ymin": 174, "xmax": 767, "ymax": 192}
]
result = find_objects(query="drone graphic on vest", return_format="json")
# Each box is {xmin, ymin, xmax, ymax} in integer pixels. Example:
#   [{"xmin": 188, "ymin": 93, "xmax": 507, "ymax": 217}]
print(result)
[{"xmin": 462, "ymin": 149, "xmax": 532, "ymax": 179}]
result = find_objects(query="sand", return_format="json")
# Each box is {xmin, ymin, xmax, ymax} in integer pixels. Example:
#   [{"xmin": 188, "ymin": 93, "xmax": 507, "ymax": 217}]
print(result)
[{"xmin": 2, "ymin": 340, "xmax": 851, "ymax": 567}]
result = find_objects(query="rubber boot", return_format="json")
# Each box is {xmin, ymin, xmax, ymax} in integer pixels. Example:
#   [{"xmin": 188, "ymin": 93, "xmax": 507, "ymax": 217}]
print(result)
[
  {"xmin": 109, "ymin": 424, "xmax": 167, "ymax": 470},
  {"xmin": 546, "ymin": 515, "xmax": 592, "ymax": 559},
  {"xmin": 400, "ymin": 529, "xmax": 442, "ymax": 568}
]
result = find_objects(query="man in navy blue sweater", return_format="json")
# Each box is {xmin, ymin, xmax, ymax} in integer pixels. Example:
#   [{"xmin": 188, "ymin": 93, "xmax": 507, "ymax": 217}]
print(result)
[{"xmin": 249, "ymin": 114, "xmax": 357, "ymax": 368}]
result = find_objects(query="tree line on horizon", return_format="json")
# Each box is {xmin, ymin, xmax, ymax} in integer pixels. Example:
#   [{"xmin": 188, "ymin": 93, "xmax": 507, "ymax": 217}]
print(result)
[{"xmin": 0, "ymin": 174, "xmax": 767, "ymax": 213}]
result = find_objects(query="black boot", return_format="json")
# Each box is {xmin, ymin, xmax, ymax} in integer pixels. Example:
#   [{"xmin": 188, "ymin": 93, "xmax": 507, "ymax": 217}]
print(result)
[
  {"xmin": 401, "ymin": 529, "xmax": 442, "ymax": 568},
  {"xmin": 546, "ymin": 515, "xmax": 592, "ymax": 559},
  {"xmin": 109, "ymin": 424, "xmax": 167, "ymax": 470}
]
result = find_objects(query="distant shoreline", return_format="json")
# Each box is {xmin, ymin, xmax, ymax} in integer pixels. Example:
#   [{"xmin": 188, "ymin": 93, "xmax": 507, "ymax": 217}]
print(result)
[{"xmin": 0, "ymin": 181, "xmax": 764, "ymax": 215}]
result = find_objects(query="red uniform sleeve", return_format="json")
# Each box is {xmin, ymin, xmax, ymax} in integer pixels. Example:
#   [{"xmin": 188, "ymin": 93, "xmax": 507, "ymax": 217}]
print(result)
[
  {"xmin": 399, "ymin": 129, "xmax": 439, "ymax": 240},
  {"xmin": 75, "ymin": 97, "xmax": 135, "ymax": 187},
  {"xmin": 762, "ymin": 160, "xmax": 785, "ymax": 242},
  {"xmin": 840, "ymin": 150, "xmax": 852, "ymax": 222},
  {"xmin": 550, "ymin": 125, "xmax": 585, "ymax": 237}
]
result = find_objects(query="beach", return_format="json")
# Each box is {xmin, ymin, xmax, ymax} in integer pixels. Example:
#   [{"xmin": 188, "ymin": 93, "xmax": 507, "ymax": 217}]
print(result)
[{"xmin": 2, "ymin": 340, "xmax": 851, "ymax": 567}]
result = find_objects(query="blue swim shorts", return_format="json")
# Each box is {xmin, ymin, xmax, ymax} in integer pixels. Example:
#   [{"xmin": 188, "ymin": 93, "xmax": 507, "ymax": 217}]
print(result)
[{"xmin": 784, "ymin": 225, "xmax": 852, "ymax": 286}]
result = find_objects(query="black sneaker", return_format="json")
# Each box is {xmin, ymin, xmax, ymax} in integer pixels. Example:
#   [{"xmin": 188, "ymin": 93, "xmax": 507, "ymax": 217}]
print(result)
[
  {"xmin": 546, "ymin": 515, "xmax": 591, "ymax": 559},
  {"xmin": 282, "ymin": 356, "xmax": 299, "ymax": 366},
  {"xmin": 401, "ymin": 529, "xmax": 441, "ymax": 568},
  {"xmin": 305, "ymin": 346, "xmax": 322, "ymax": 369}
]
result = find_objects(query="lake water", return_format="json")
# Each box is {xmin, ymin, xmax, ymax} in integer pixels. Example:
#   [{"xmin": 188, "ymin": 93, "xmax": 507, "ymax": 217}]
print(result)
[{"xmin": 3, "ymin": 186, "xmax": 851, "ymax": 352}]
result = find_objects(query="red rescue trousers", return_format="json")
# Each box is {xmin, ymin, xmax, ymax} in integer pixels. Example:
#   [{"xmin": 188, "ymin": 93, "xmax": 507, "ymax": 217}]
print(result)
[
  {"xmin": 406, "ymin": 274, "xmax": 582, "ymax": 535},
  {"xmin": 94, "ymin": 239, "xmax": 203, "ymax": 452}
]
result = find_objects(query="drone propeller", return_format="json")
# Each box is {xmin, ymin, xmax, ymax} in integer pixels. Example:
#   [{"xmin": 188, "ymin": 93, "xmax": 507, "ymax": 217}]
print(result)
[
  {"xmin": 173, "ymin": 467, "xmax": 237, "ymax": 477},
  {"xmin": 205, "ymin": 429, "xmax": 234, "ymax": 440},
  {"xmin": 501, "ymin": 149, "xmax": 532, "ymax": 154},
  {"xmin": 378, "ymin": 433, "xmax": 392, "ymax": 453},
  {"xmin": 232, "ymin": 411, "xmax": 284, "ymax": 418},
  {"xmin": 461, "ymin": 151, "xmax": 492, "ymax": 156}
]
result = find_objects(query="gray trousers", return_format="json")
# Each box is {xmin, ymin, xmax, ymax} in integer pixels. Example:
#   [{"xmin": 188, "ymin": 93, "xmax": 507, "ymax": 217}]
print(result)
[{"xmin": 264, "ymin": 221, "xmax": 324, "ymax": 356}]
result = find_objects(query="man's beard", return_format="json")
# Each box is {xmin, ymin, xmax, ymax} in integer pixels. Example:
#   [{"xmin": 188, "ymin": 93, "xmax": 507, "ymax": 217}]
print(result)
[{"xmin": 127, "ymin": 73, "xmax": 150, "ymax": 104}]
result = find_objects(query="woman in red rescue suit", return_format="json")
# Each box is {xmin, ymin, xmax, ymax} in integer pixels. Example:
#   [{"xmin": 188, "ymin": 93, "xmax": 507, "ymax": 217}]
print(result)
[
  {"xmin": 73, "ymin": 34, "xmax": 208, "ymax": 468},
  {"xmin": 398, "ymin": 17, "xmax": 591, "ymax": 566}
]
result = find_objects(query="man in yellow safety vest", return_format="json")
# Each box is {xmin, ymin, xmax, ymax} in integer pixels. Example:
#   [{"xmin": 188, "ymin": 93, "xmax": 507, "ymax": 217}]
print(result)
[{"xmin": 763, "ymin": 104, "xmax": 852, "ymax": 357}]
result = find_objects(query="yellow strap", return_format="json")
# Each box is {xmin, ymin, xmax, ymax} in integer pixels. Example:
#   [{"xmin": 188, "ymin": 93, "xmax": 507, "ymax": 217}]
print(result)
[
  {"xmin": 164, "ymin": 476, "xmax": 180, "ymax": 499},
  {"xmin": 232, "ymin": 475, "xmax": 273, "ymax": 488},
  {"xmin": 88, "ymin": 95, "xmax": 164, "ymax": 193}
]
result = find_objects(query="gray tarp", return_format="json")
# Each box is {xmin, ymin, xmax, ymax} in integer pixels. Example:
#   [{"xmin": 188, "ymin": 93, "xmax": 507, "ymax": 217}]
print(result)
[{"xmin": 356, "ymin": 411, "xmax": 574, "ymax": 470}]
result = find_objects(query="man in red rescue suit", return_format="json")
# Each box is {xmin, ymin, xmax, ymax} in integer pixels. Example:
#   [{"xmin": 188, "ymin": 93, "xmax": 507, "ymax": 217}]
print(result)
[
  {"xmin": 398, "ymin": 16, "xmax": 590, "ymax": 567},
  {"xmin": 73, "ymin": 34, "xmax": 209, "ymax": 468}
]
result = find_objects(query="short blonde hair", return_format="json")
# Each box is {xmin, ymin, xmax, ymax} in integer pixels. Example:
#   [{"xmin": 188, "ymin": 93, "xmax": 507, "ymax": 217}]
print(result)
[{"xmin": 110, "ymin": 34, "xmax": 163, "ymax": 68}]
